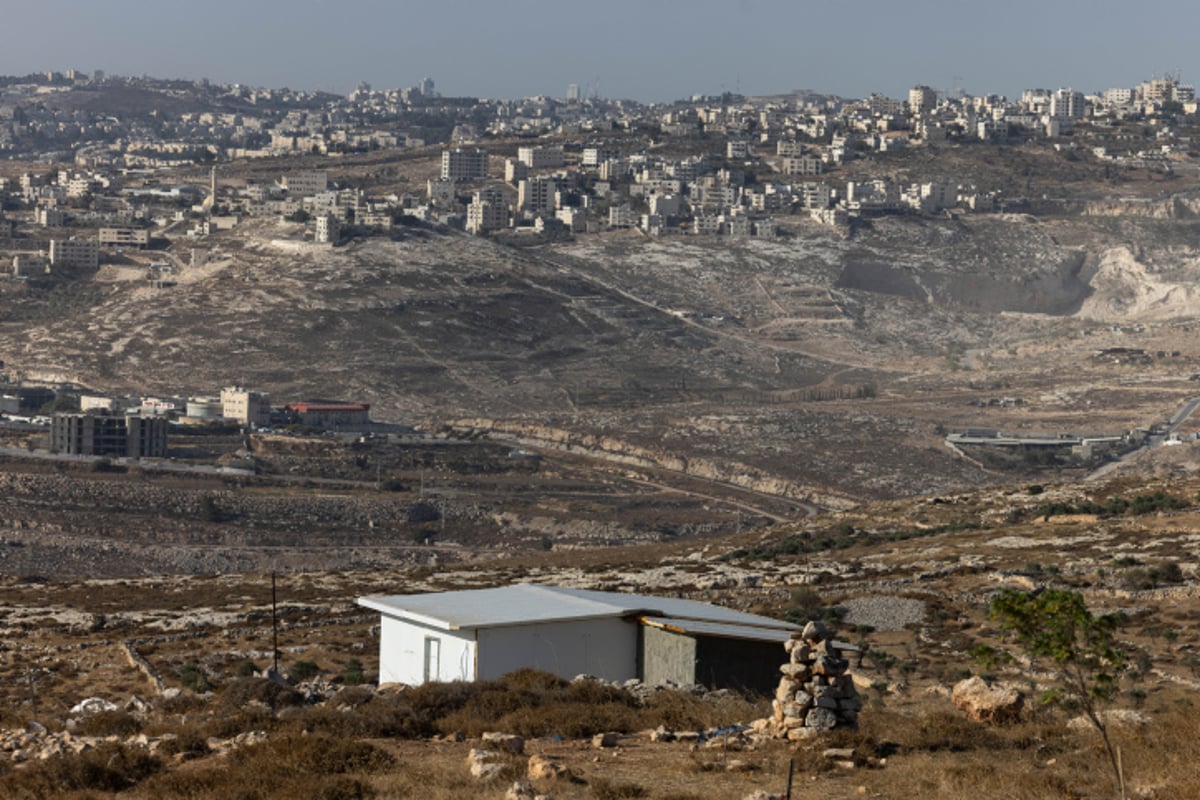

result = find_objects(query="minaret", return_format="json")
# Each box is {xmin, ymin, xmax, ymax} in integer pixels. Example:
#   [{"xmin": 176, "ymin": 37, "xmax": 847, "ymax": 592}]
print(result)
[{"xmin": 203, "ymin": 165, "xmax": 216, "ymax": 211}]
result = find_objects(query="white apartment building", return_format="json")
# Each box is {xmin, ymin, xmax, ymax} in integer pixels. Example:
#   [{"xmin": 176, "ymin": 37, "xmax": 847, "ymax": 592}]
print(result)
[
  {"xmin": 1103, "ymin": 87, "xmax": 1134, "ymax": 106},
  {"xmin": 99, "ymin": 228, "xmax": 150, "ymax": 248},
  {"xmin": 516, "ymin": 146, "xmax": 564, "ymax": 170},
  {"xmin": 781, "ymin": 155, "xmax": 823, "ymax": 176},
  {"xmin": 282, "ymin": 170, "xmax": 328, "ymax": 198},
  {"xmin": 48, "ymin": 237, "xmax": 99, "ymax": 269},
  {"xmin": 1049, "ymin": 89, "xmax": 1086, "ymax": 119},
  {"xmin": 796, "ymin": 182, "xmax": 832, "ymax": 209},
  {"xmin": 221, "ymin": 386, "xmax": 272, "ymax": 427},
  {"xmin": 505, "ymin": 158, "xmax": 529, "ymax": 185},
  {"xmin": 726, "ymin": 140, "xmax": 749, "ymax": 159},
  {"xmin": 441, "ymin": 148, "xmax": 489, "ymax": 181},
  {"xmin": 466, "ymin": 188, "xmax": 509, "ymax": 234},
  {"xmin": 555, "ymin": 206, "xmax": 589, "ymax": 233},
  {"xmin": 908, "ymin": 85, "xmax": 937, "ymax": 115},
  {"xmin": 518, "ymin": 175, "xmax": 562, "ymax": 213},
  {"xmin": 582, "ymin": 147, "xmax": 619, "ymax": 167},
  {"xmin": 315, "ymin": 213, "xmax": 340, "ymax": 244}
]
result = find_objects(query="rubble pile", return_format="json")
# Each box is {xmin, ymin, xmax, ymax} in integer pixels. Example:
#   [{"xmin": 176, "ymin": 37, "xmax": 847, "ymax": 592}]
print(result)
[{"xmin": 755, "ymin": 620, "xmax": 861, "ymax": 740}]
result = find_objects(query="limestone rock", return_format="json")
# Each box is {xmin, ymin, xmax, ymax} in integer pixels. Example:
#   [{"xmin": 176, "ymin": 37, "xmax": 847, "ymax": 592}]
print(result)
[
  {"xmin": 505, "ymin": 779, "xmax": 536, "ymax": 800},
  {"xmin": 951, "ymin": 677, "xmax": 1024, "ymax": 724},
  {"xmin": 467, "ymin": 748, "xmax": 506, "ymax": 780},
  {"xmin": 482, "ymin": 731, "xmax": 525, "ymax": 755},
  {"xmin": 527, "ymin": 753, "xmax": 569, "ymax": 780}
]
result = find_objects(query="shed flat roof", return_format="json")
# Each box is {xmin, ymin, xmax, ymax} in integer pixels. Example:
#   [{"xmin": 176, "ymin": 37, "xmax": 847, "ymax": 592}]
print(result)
[
  {"xmin": 357, "ymin": 584, "xmax": 799, "ymax": 633},
  {"xmin": 641, "ymin": 616, "xmax": 795, "ymax": 644}
]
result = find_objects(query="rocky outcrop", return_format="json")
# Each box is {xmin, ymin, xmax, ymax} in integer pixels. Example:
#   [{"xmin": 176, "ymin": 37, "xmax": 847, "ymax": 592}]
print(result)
[
  {"xmin": 449, "ymin": 419, "xmax": 856, "ymax": 510},
  {"xmin": 951, "ymin": 676, "xmax": 1024, "ymax": 724}
]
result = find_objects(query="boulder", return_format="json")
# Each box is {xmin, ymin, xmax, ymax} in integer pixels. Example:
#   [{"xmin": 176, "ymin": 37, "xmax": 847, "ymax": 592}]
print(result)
[
  {"xmin": 592, "ymin": 731, "xmax": 619, "ymax": 748},
  {"xmin": 467, "ymin": 748, "xmax": 506, "ymax": 780},
  {"xmin": 527, "ymin": 753, "xmax": 569, "ymax": 780},
  {"xmin": 951, "ymin": 677, "xmax": 1024, "ymax": 724},
  {"xmin": 505, "ymin": 780, "xmax": 536, "ymax": 800},
  {"xmin": 482, "ymin": 731, "xmax": 525, "ymax": 755}
]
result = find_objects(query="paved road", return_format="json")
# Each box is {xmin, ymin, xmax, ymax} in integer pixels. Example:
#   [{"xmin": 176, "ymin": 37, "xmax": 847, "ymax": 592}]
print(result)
[{"xmin": 1086, "ymin": 394, "xmax": 1200, "ymax": 482}]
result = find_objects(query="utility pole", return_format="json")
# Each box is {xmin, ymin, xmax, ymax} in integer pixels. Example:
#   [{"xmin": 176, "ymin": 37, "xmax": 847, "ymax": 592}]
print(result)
[{"xmin": 271, "ymin": 572, "xmax": 279, "ymax": 675}]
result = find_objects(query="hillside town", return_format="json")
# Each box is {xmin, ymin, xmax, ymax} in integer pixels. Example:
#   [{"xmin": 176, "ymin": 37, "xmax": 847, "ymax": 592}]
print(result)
[{"xmin": 1, "ymin": 69, "xmax": 1198, "ymax": 267}]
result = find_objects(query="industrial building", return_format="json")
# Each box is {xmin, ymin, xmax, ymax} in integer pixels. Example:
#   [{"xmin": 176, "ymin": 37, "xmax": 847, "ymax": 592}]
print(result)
[
  {"xmin": 50, "ymin": 413, "xmax": 168, "ymax": 458},
  {"xmin": 358, "ymin": 584, "xmax": 797, "ymax": 693},
  {"xmin": 284, "ymin": 401, "xmax": 370, "ymax": 428}
]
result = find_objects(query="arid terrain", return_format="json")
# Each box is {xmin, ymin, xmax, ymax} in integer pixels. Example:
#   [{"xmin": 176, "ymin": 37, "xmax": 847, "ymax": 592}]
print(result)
[{"xmin": 4, "ymin": 140, "xmax": 1200, "ymax": 797}]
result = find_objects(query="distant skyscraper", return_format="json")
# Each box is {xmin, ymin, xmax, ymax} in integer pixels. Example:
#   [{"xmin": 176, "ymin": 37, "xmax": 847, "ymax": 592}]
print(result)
[
  {"xmin": 567, "ymin": 83, "xmax": 580, "ymax": 102},
  {"xmin": 419, "ymin": 77, "xmax": 435, "ymax": 97},
  {"xmin": 92, "ymin": 69, "xmax": 105, "ymax": 82}
]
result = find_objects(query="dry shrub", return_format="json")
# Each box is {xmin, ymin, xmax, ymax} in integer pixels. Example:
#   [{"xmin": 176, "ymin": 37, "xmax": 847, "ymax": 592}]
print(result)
[
  {"xmin": 501, "ymin": 667, "xmax": 569, "ymax": 693},
  {"xmin": 142, "ymin": 734, "xmax": 392, "ymax": 800},
  {"xmin": 74, "ymin": 708, "xmax": 142, "ymax": 737},
  {"xmin": 638, "ymin": 688, "xmax": 765, "ymax": 732},
  {"xmin": 289, "ymin": 697, "xmax": 427, "ymax": 739},
  {"xmin": 158, "ymin": 689, "xmax": 208, "ymax": 714},
  {"xmin": 156, "ymin": 724, "xmax": 211, "ymax": 759},
  {"xmin": 590, "ymin": 776, "xmax": 648, "ymax": 799},
  {"xmin": 485, "ymin": 701, "xmax": 641, "ymax": 739},
  {"xmin": 201, "ymin": 705, "xmax": 275, "ymax": 739},
  {"xmin": 0, "ymin": 743, "xmax": 161, "ymax": 797},
  {"xmin": 330, "ymin": 685, "xmax": 376, "ymax": 709},
  {"xmin": 220, "ymin": 677, "xmax": 305, "ymax": 711}
]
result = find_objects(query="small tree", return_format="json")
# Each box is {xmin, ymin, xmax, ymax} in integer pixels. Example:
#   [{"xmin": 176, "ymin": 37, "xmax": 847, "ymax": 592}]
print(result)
[{"xmin": 989, "ymin": 589, "xmax": 1127, "ymax": 796}]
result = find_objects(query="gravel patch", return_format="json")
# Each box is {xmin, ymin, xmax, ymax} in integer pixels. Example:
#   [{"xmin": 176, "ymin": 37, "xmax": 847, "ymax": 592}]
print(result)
[{"xmin": 839, "ymin": 595, "xmax": 926, "ymax": 631}]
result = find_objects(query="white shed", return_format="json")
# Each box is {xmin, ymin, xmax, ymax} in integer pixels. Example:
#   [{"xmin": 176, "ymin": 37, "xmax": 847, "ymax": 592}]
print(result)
[{"xmin": 357, "ymin": 584, "xmax": 797, "ymax": 688}]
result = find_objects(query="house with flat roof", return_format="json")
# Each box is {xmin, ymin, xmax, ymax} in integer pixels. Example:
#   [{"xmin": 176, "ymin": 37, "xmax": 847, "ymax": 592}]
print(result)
[{"xmin": 358, "ymin": 584, "xmax": 797, "ymax": 692}]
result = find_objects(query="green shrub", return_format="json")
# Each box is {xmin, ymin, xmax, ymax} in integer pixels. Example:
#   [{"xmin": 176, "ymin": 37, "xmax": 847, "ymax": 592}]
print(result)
[
  {"xmin": 290, "ymin": 660, "xmax": 319, "ymax": 681},
  {"xmin": 342, "ymin": 658, "xmax": 365, "ymax": 685},
  {"xmin": 179, "ymin": 662, "xmax": 213, "ymax": 693}
]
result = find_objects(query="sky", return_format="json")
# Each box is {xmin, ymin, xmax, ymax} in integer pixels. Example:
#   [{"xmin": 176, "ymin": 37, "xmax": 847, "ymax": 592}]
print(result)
[{"xmin": 3, "ymin": 1, "xmax": 1197, "ymax": 103}]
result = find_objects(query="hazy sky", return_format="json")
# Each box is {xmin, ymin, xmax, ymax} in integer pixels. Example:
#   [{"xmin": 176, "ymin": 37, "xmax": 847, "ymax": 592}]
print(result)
[{"xmin": 4, "ymin": 1, "xmax": 1197, "ymax": 102}]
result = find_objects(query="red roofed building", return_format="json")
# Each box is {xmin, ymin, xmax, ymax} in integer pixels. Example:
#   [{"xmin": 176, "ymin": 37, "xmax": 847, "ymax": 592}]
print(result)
[{"xmin": 284, "ymin": 401, "xmax": 370, "ymax": 428}]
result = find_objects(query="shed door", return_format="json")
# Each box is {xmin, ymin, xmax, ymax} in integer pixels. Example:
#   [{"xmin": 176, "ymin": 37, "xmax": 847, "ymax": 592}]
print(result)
[{"xmin": 424, "ymin": 636, "xmax": 440, "ymax": 682}]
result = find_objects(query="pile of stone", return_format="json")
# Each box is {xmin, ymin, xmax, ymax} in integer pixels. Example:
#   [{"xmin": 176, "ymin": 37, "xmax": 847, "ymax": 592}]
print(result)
[{"xmin": 755, "ymin": 620, "xmax": 861, "ymax": 740}]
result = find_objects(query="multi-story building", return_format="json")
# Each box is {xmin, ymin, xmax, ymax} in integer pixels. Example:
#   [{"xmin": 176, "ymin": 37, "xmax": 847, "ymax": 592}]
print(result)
[
  {"xmin": 48, "ymin": 237, "xmax": 99, "ymax": 269},
  {"xmin": 466, "ymin": 188, "xmax": 510, "ymax": 234},
  {"xmin": 517, "ymin": 145, "xmax": 564, "ymax": 170},
  {"xmin": 781, "ymin": 155, "xmax": 823, "ymax": 176},
  {"xmin": 1049, "ymin": 88, "xmax": 1086, "ymax": 119},
  {"xmin": 281, "ymin": 170, "xmax": 328, "ymax": 198},
  {"xmin": 908, "ymin": 85, "xmax": 937, "ymax": 115},
  {"xmin": 582, "ymin": 147, "xmax": 619, "ymax": 167},
  {"xmin": 608, "ymin": 205, "xmax": 634, "ymax": 228},
  {"xmin": 518, "ymin": 175, "xmax": 562, "ymax": 213},
  {"xmin": 505, "ymin": 158, "xmax": 529, "ymax": 185},
  {"xmin": 50, "ymin": 412, "xmax": 168, "ymax": 458},
  {"xmin": 441, "ymin": 148, "xmax": 489, "ymax": 181},
  {"xmin": 315, "ymin": 213, "xmax": 340, "ymax": 244},
  {"xmin": 726, "ymin": 140, "xmax": 749, "ymax": 159},
  {"xmin": 98, "ymin": 227, "xmax": 150, "ymax": 248},
  {"xmin": 36, "ymin": 207, "xmax": 65, "ymax": 227},
  {"xmin": 221, "ymin": 386, "xmax": 272, "ymax": 427}
]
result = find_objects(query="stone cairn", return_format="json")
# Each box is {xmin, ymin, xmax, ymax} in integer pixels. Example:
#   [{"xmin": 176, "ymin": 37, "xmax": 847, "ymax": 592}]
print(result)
[{"xmin": 759, "ymin": 620, "xmax": 861, "ymax": 740}]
